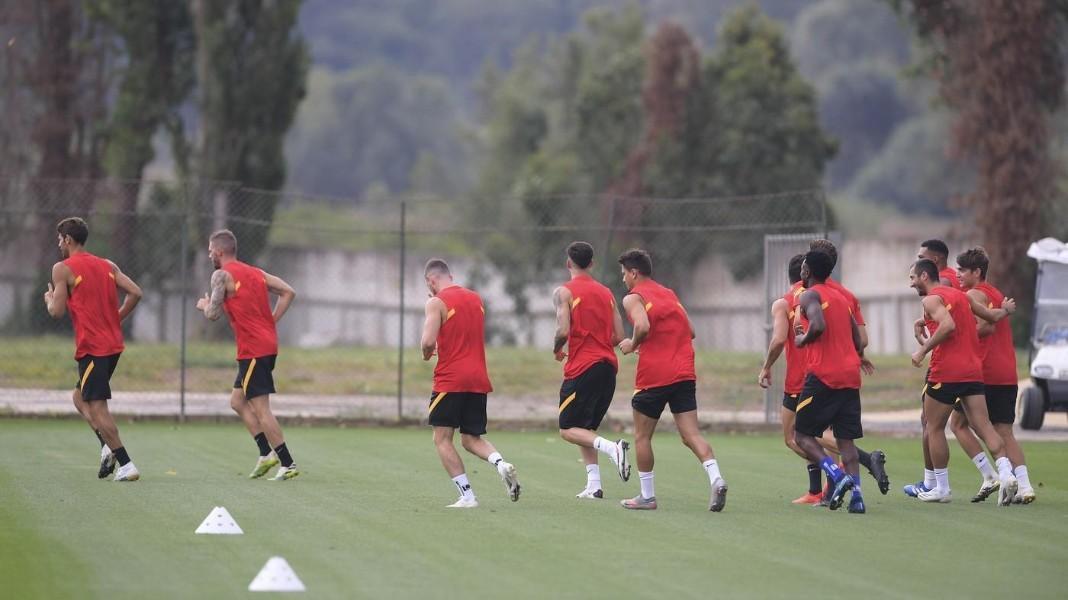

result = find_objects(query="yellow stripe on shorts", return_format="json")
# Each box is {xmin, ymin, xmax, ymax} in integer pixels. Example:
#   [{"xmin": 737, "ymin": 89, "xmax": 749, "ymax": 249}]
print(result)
[
  {"xmin": 429, "ymin": 392, "xmax": 447, "ymax": 414},
  {"xmin": 559, "ymin": 392, "xmax": 577, "ymax": 414},
  {"xmin": 241, "ymin": 358, "xmax": 257, "ymax": 395},
  {"xmin": 796, "ymin": 396, "xmax": 813, "ymax": 412},
  {"xmin": 79, "ymin": 360, "xmax": 96, "ymax": 391}
]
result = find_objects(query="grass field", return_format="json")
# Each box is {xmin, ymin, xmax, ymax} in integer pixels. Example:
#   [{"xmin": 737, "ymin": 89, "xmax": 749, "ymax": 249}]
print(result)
[
  {"xmin": 0, "ymin": 419, "xmax": 1063, "ymax": 599},
  {"xmin": 0, "ymin": 337, "xmax": 1032, "ymax": 411}
]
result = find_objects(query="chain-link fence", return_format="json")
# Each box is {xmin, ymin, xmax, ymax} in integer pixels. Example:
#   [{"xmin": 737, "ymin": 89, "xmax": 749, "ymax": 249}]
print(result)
[{"xmin": 0, "ymin": 178, "xmax": 827, "ymax": 419}]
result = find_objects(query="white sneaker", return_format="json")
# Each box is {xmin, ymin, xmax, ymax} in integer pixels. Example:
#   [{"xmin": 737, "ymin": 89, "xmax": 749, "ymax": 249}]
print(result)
[
  {"xmin": 997, "ymin": 475, "xmax": 1018, "ymax": 507},
  {"xmin": 970, "ymin": 477, "xmax": 999, "ymax": 503},
  {"xmin": 447, "ymin": 496, "xmax": 479, "ymax": 508},
  {"xmin": 269, "ymin": 464, "xmax": 300, "ymax": 481},
  {"xmin": 497, "ymin": 461, "xmax": 521, "ymax": 502},
  {"xmin": 1014, "ymin": 486, "xmax": 1036, "ymax": 505},
  {"xmin": 98, "ymin": 446, "xmax": 116, "ymax": 479},
  {"xmin": 576, "ymin": 488, "xmax": 604, "ymax": 499},
  {"xmin": 113, "ymin": 462, "xmax": 140, "ymax": 482},
  {"xmin": 612, "ymin": 440, "xmax": 631, "ymax": 482},
  {"xmin": 917, "ymin": 487, "xmax": 952, "ymax": 503}
]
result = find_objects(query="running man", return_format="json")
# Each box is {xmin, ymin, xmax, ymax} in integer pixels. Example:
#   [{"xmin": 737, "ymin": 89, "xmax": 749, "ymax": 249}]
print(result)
[
  {"xmin": 949, "ymin": 248, "xmax": 1033, "ymax": 504},
  {"xmin": 791, "ymin": 251, "xmax": 874, "ymax": 513},
  {"xmin": 44, "ymin": 217, "xmax": 143, "ymax": 481},
  {"xmin": 907, "ymin": 259, "xmax": 1017, "ymax": 504},
  {"xmin": 421, "ymin": 258, "xmax": 520, "ymax": 508},
  {"xmin": 196, "ymin": 229, "xmax": 300, "ymax": 480},
  {"xmin": 616, "ymin": 249, "xmax": 727, "ymax": 511},
  {"xmin": 552, "ymin": 242, "xmax": 630, "ymax": 499}
]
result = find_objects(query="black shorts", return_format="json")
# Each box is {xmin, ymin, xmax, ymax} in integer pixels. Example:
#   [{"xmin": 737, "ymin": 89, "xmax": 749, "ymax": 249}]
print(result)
[
  {"xmin": 75, "ymin": 353, "xmax": 121, "ymax": 401},
  {"xmin": 234, "ymin": 355, "xmax": 277, "ymax": 399},
  {"xmin": 924, "ymin": 379, "xmax": 983, "ymax": 406},
  {"xmin": 559, "ymin": 361, "xmax": 617, "ymax": 430},
  {"xmin": 632, "ymin": 380, "xmax": 697, "ymax": 419},
  {"xmin": 782, "ymin": 392, "xmax": 800, "ymax": 412},
  {"xmin": 794, "ymin": 374, "xmax": 863, "ymax": 440},
  {"xmin": 428, "ymin": 392, "xmax": 488, "ymax": 435}
]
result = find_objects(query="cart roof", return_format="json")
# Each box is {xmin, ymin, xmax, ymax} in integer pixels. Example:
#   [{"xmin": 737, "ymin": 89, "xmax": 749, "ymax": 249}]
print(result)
[{"xmin": 1027, "ymin": 238, "xmax": 1068, "ymax": 265}]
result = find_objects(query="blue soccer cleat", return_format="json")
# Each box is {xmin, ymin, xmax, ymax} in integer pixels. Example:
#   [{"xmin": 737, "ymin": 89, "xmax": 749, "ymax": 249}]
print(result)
[
  {"xmin": 848, "ymin": 494, "xmax": 866, "ymax": 514},
  {"xmin": 827, "ymin": 475, "xmax": 854, "ymax": 510},
  {"xmin": 903, "ymin": 481, "xmax": 931, "ymax": 498}
]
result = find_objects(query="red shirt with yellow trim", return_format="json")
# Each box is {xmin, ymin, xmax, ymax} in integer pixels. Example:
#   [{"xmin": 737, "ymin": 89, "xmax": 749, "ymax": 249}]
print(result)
[
  {"xmin": 222, "ymin": 261, "xmax": 279, "ymax": 359},
  {"xmin": 802, "ymin": 283, "xmax": 861, "ymax": 390},
  {"xmin": 974, "ymin": 282, "xmax": 1017, "ymax": 385},
  {"xmin": 926, "ymin": 286, "xmax": 983, "ymax": 383},
  {"xmin": 63, "ymin": 252, "xmax": 124, "ymax": 359},
  {"xmin": 561, "ymin": 274, "xmax": 618, "ymax": 379},
  {"xmin": 628, "ymin": 280, "xmax": 696, "ymax": 390},
  {"xmin": 433, "ymin": 285, "xmax": 493, "ymax": 393},
  {"xmin": 783, "ymin": 282, "xmax": 806, "ymax": 395}
]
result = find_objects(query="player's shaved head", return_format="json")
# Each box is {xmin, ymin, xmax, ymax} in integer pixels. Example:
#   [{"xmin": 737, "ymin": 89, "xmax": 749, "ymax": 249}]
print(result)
[
  {"xmin": 617, "ymin": 248, "xmax": 652, "ymax": 276},
  {"xmin": 57, "ymin": 217, "xmax": 89, "ymax": 245},
  {"xmin": 424, "ymin": 258, "xmax": 451, "ymax": 278},
  {"xmin": 566, "ymin": 241, "xmax": 594, "ymax": 270},
  {"xmin": 808, "ymin": 239, "xmax": 838, "ymax": 268},
  {"xmin": 210, "ymin": 229, "xmax": 238, "ymax": 256},
  {"xmin": 956, "ymin": 247, "xmax": 989, "ymax": 280},
  {"xmin": 788, "ymin": 254, "xmax": 805, "ymax": 284}
]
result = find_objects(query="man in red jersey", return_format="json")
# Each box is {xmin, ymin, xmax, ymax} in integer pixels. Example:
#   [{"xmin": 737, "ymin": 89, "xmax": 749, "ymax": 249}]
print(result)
[
  {"xmin": 421, "ymin": 258, "xmax": 520, "ymax": 508},
  {"xmin": 949, "ymin": 248, "xmax": 1033, "ymax": 504},
  {"xmin": 552, "ymin": 242, "xmax": 630, "ymax": 499},
  {"xmin": 44, "ymin": 217, "xmax": 143, "ymax": 481},
  {"xmin": 196, "ymin": 230, "xmax": 300, "ymax": 480},
  {"xmin": 615, "ymin": 248, "xmax": 727, "ymax": 512},
  {"xmin": 908, "ymin": 259, "xmax": 1017, "ymax": 504},
  {"xmin": 791, "ymin": 251, "xmax": 874, "ymax": 513}
]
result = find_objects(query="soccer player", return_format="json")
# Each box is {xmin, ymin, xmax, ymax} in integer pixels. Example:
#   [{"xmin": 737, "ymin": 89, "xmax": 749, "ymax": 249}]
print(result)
[
  {"xmin": 44, "ymin": 217, "xmax": 143, "ymax": 481},
  {"xmin": 907, "ymin": 259, "xmax": 1017, "ymax": 503},
  {"xmin": 918, "ymin": 239, "xmax": 962, "ymax": 289},
  {"xmin": 552, "ymin": 242, "xmax": 630, "ymax": 499},
  {"xmin": 196, "ymin": 229, "xmax": 300, "ymax": 480},
  {"xmin": 616, "ymin": 249, "xmax": 727, "ymax": 512},
  {"xmin": 949, "ymin": 248, "xmax": 1033, "ymax": 504},
  {"xmin": 791, "ymin": 251, "xmax": 874, "ymax": 513},
  {"xmin": 421, "ymin": 258, "xmax": 520, "ymax": 508}
]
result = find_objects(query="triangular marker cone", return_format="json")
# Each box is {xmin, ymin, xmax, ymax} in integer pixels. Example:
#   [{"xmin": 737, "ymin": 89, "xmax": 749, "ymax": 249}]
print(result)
[
  {"xmin": 248, "ymin": 556, "xmax": 306, "ymax": 592},
  {"xmin": 194, "ymin": 506, "xmax": 244, "ymax": 534}
]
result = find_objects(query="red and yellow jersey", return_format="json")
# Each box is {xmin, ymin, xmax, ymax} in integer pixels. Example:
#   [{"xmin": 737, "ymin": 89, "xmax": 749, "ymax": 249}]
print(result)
[
  {"xmin": 783, "ymin": 282, "xmax": 807, "ymax": 395},
  {"xmin": 803, "ymin": 284, "xmax": 861, "ymax": 390},
  {"xmin": 940, "ymin": 267, "xmax": 962, "ymax": 290},
  {"xmin": 974, "ymin": 282, "xmax": 1017, "ymax": 385},
  {"xmin": 628, "ymin": 280, "xmax": 696, "ymax": 390},
  {"xmin": 561, "ymin": 275, "xmax": 618, "ymax": 379},
  {"xmin": 926, "ymin": 286, "xmax": 983, "ymax": 383},
  {"xmin": 824, "ymin": 278, "xmax": 865, "ymax": 327},
  {"xmin": 433, "ymin": 285, "xmax": 492, "ymax": 393},
  {"xmin": 63, "ymin": 253, "xmax": 124, "ymax": 359},
  {"xmin": 222, "ymin": 261, "xmax": 279, "ymax": 359}
]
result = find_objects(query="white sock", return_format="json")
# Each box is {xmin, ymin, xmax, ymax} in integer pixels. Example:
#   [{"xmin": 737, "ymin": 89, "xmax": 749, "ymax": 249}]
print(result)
[
  {"xmin": 638, "ymin": 471, "xmax": 655, "ymax": 499},
  {"xmin": 1014, "ymin": 465, "xmax": 1031, "ymax": 490},
  {"xmin": 487, "ymin": 452, "xmax": 503, "ymax": 466},
  {"xmin": 934, "ymin": 468, "xmax": 950, "ymax": 493},
  {"xmin": 924, "ymin": 468, "xmax": 937, "ymax": 489},
  {"xmin": 585, "ymin": 464, "xmax": 601, "ymax": 491},
  {"xmin": 452, "ymin": 473, "xmax": 475, "ymax": 499},
  {"xmin": 593, "ymin": 436, "xmax": 618, "ymax": 462},
  {"xmin": 971, "ymin": 453, "xmax": 996, "ymax": 479},
  {"xmin": 995, "ymin": 456, "xmax": 1014, "ymax": 480},
  {"xmin": 702, "ymin": 459, "xmax": 722, "ymax": 485}
]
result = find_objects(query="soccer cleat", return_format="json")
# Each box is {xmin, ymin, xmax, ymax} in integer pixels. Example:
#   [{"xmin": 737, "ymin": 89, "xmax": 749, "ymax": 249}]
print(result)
[
  {"xmin": 447, "ymin": 496, "xmax": 479, "ymax": 508},
  {"xmin": 903, "ymin": 481, "xmax": 931, "ymax": 498},
  {"xmin": 613, "ymin": 440, "xmax": 631, "ymax": 482},
  {"xmin": 709, "ymin": 478, "xmax": 728, "ymax": 512},
  {"xmin": 970, "ymin": 477, "xmax": 999, "ymax": 503},
  {"xmin": 827, "ymin": 475, "xmax": 854, "ymax": 510},
  {"xmin": 576, "ymin": 488, "xmax": 604, "ymax": 499},
  {"xmin": 249, "ymin": 452, "xmax": 280, "ymax": 479},
  {"xmin": 997, "ymin": 475, "xmax": 1018, "ymax": 507},
  {"xmin": 1014, "ymin": 487, "xmax": 1036, "ymax": 505},
  {"xmin": 917, "ymin": 488, "xmax": 952, "ymax": 503},
  {"xmin": 270, "ymin": 464, "xmax": 300, "ymax": 481},
  {"xmin": 792, "ymin": 491, "xmax": 823, "ymax": 505},
  {"xmin": 620, "ymin": 495, "xmax": 657, "ymax": 510},
  {"xmin": 497, "ymin": 461, "xmax": 520, "ymax": 502},
  {"xmin": 848, "ymin": 495, "xmax": 866, "ymax": 514},
  {"xmin": 868, "ymin": 450, "xmax": 890, "ymax": 495},
  {"xmin": 98, "ymin": 446, "xmax": 116, "ymax": 479},
  {"xmin": 113, "ymin": 462, "xmax": 140, "ymax": 482}
]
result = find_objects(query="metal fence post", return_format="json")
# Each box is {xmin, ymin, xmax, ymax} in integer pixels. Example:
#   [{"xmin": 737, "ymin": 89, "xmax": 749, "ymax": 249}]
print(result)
[
  {"xmin": 397, "ymin": 200, "xmax": 406, "ymax": 421},
  {"xmin": 178, "ymin": 202, "xmax": 189, "ymax": 423}
]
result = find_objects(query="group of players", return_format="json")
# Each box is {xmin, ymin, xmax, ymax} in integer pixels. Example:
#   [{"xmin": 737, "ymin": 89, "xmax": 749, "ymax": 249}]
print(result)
[
  {"xmin": 759, "ymin": 238, "xmax": 1035, "ymax": 513},
  {"xmin": 43, "ymin": 215, "xmax": 1035, "ymax": 513}
]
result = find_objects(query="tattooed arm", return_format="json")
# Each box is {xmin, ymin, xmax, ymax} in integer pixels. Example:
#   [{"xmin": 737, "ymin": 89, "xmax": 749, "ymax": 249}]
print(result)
[
  {"xmin": 196, "ymin": 269, "xmax": 230, "ymax": 321},
  {"xmin": 552, "ymin": 286, "xmax": 572, "ymax": 360}
]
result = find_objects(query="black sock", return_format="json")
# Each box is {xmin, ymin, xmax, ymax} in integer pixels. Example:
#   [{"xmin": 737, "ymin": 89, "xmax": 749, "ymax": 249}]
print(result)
[
  {"xmin": 253, "ymin": 432, "xmax": 271, "ymax": 457},
  {"xmin": 274, "ymin": 443, "xmax": 294, "ymax": 467},
  {"xmin": 807, "ymin": 463, "xmax": 821, "ymax": 495},
  {"xmin": 114, "ymin": 446, "xmax": 131, "ymax": 466},
  {"xmin": 857, "ymin": 448, "xmax": 872, "ymax": 471},
  {"xmin": 95, "ymin": 430, "xmax": 106, "ymax": 448}
]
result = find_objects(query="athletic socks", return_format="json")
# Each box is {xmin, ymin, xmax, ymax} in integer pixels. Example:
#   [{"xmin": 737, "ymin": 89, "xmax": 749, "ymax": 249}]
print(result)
[
  {"xmin": 807, "ymin": 463, "xmax": 822, "ymax": 495},
  {"xmin": 592, "ymin": 436, "xmax": 618, "ymax": 463},
  {"xmin": 924, "ymin": 468, "xmax": 937, "ymax": 490},
  {"xmin": 1015, "ymin": 465, "xmax": 1032, "ymax": 489},
  {"xmin": 934, "ymin": 468, "xmax": 950, "ymax": 493},
  {"xmin": 851, "ymin": 473, "xmax": 862, "ymax": 497},
  {"xmin": 702, "ymin": 459, "xmax": 722, "ymax": 485},
  {"xmin": 585, "ymin": 464, "xmax": 601, "ymax": 491},
  {"xmin": 819, "ymin": 456, "xmax": 844, "ymax": 483},
  {"xmin": 971, "ymin": 452, "xmax": 996, "ymax": 479},
  {"xmin": 113, "ymin": 446, "xmax": 131, "ymax": 467},
  {"xmin": 452, "ymin": 474, "xmax": 475, "ymax": 499},
  {"xmin": 94, "ymin": 430, "xmax": 106, "ymax": 448},
  {"xmin": 995, "ymin": 456, "xmax": 1014, "ymax": 480},
  {"xmin": 253, "ymin": 432, "xmax": 271, "ymax": 457},
  {"xmin": 857, "ymin": 448, "xmax": 872, "ymax": 471},
  {"xmin": 638, "ymin": 471, "xmax": 655, "ymax": 499},
  {"xmin": 487, "ymin": 451, "xmax": 503, "ymax": 466},
  {"xmin": 274, "ymin": 443, "xmax": 294, "ymax": 468}
]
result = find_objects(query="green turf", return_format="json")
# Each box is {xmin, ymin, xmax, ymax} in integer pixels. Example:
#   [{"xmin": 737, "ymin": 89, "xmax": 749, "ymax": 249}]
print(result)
[{"xmin": 0, "ymin": 420, "xmax": 1063, "ymax": 599}]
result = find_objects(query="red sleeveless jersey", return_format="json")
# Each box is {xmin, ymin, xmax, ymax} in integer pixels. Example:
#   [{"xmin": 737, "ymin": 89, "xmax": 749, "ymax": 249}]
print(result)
[
  {"xmin": 221, "ymin": 261, "xmax": 278, "ymax": 359},
  {"xmin": 433, "ymin": 285, "xmax": 492, "ymax": 393},
  {"xmin": 63, "ymin": 253, "xmax": 124, "ymax": 359},
  {"xmin": 803, "ymin": 283, "xmax": 861, "ymax": 389},
  {"xmin": 940, "ymin": 267, "xmax": 962, "ymax": 290},
  {"xmin": 783, "ymin": 282, "xmax": 807, "ymax": 395},
  {"xmin": 824, "ymin": 278, "xmax": 865, "ymax": 326},
  {"xmin": 974, "ymin": 282, "xmax": 1017, "ymax": 385},
  {"xmin": 926, "ymin": 286, "xmax": 983, "ymax": 382},
  {"xmin": 628, "ymin": 280, "xmax": 696, "ymax": 390},
  {"xmin": 561, "ymin": 274, "xmax": 618, "ymax": 379}
]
